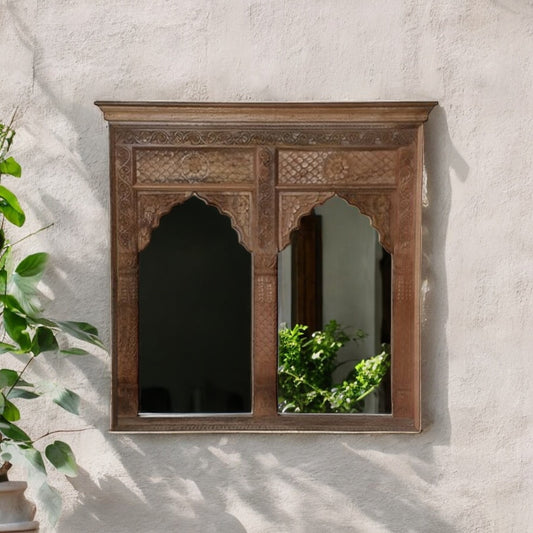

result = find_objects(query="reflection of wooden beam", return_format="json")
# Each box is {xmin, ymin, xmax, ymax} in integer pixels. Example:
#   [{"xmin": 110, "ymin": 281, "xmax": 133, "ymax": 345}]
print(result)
[
  {"xmin": 379, "ymin": 250, "xmax": 392, "ymax": 413},
  {"xmin": 291, "ymin": 212, "xmax": 322, "ymax": 332}
]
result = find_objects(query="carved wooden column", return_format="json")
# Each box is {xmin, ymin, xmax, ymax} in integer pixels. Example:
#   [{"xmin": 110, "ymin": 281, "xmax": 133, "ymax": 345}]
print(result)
[
  {"xmin": 253, "ymin": 147, "xmax": 278, "ymax": 417},
  {"xmin": 110, "ymin": 128, "xmax": 139, "ymax": 423}
]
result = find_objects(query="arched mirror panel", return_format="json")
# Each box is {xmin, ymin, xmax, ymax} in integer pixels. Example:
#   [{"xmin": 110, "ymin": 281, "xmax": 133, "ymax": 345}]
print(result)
[
  {"xmin": 138, "ymin": 196, "xmax": 252, "ymax": 414},
  {"xmin": 278, "ymin": 196, "xmax": 391, "ymax": 414}
]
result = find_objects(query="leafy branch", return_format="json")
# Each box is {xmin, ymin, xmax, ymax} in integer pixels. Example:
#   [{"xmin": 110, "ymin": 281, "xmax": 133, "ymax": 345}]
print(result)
[
  {"xmin": 0, "ymin": 119, "xmax": 103, "ymax": 524},
  {"xmin": 278, "ymin": 320, "xmax": 390, "ymax": 413}
]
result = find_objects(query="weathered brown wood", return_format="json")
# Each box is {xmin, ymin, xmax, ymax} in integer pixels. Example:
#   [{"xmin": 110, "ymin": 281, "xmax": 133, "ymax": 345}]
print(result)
[
  {"xmin": 96, "ymin": 101, "xmax": 436, "ymax": 433},
  {"xmin": 111, "ymin": 414, "xmax": 418, "ymax": 433},
  {"xmin": 95, "ymin": 101, "xmax": 437, "ymax": 124}
]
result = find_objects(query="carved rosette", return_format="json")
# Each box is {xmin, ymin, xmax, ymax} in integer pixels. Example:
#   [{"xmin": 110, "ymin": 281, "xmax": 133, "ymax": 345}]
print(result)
[{"xmin": 278, "ymin": 192, "xmax": 335, "ymax": 250}]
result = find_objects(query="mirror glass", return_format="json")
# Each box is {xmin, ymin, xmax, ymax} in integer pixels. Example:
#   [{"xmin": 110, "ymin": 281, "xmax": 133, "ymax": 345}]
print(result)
[
  {"xmin": 138, "ymin": 196, "xmax": 252, "ymax": 414},
  {"xmin": 278, "ymin": 196, "xmax": 391, "ymax": 414}
]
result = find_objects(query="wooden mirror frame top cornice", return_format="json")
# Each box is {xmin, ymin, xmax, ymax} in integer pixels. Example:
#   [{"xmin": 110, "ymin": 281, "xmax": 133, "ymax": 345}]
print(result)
[{"xmin": 96, "ymin": 101, "xmax": 437, "ymax": 433}]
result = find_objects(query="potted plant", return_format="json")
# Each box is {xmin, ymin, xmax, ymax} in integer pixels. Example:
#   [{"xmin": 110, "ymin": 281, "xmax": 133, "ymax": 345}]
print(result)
[{"xmin": 0, "ymin": 118, "xmax": 103, "ymax": 531}]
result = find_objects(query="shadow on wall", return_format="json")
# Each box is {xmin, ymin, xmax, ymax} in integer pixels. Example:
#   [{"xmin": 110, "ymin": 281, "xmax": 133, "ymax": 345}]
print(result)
[
  {"xmin": 421, "ymin": 105, "xmax": 469, "ymax": 443},
  {"xmin": 2, "ymin": 1, "xmax": 110, "ymax": 335},
  {"xmin": 55, "ymin": 433, "xmax": 461, "ymax": 533}
]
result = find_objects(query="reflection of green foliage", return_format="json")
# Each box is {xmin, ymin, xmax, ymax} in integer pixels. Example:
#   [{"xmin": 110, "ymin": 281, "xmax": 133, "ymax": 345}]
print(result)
[{"xmin": 278, "ymin": 320, "xmax": 390, "ymax": 413}]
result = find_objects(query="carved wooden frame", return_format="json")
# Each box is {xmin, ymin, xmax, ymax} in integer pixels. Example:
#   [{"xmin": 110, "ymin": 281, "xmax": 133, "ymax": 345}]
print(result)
[{"xmin": 96, "ymin": 102, "xmax": 436, "ymax": 433}]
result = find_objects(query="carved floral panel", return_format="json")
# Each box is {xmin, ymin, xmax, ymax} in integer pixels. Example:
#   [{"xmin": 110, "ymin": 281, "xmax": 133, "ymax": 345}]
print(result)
[
  {"xmin": 278, "ymin": 149, "xmax": 397, "ymax": 186},
  {"xmin": 135, "ymin": 148, "xmax": 255, "ymax": 184}
]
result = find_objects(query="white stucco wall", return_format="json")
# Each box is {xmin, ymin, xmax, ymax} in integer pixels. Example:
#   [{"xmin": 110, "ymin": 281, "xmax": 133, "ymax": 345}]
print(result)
[{"xmin": 1, "ymin": 1, "xmax": 532, "ymax": 531}]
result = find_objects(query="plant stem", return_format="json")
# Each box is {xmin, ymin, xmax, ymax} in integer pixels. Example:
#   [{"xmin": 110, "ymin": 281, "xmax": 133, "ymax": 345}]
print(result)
[
  {"xmin": 33, "ymin": 427, "xmax": 93, "ymax": 443},
  {"xmin": 355, "ymin": 384, "xmax": 378, "ymax": 403},
  {"xmin": 10, "ymin": 222, "xmax": 54, "ymax": 247},
  {"xmin": 6, "ymin": 355, "xmax": 34, "ymax": 398}
]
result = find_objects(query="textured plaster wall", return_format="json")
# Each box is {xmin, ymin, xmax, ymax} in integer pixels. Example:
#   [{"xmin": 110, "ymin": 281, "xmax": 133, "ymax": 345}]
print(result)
[{"xmin": 1, "ymin": 1, "xmax": 532, "ymax": 531}]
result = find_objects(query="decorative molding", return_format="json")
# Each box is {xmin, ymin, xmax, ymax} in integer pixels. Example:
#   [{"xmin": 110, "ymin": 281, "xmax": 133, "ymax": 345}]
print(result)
[{"xmin": 114, "ymin": 127, "xmax": 417, "ymax": 148}]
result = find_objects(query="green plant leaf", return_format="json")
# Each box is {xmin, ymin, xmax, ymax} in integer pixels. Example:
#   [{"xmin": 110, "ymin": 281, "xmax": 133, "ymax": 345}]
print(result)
[
  {"xmin": 0, "ymin": 393, "xmax": 5, "ymax": 414},
  {"xmin": 0, "ymin": 416, "xmax": 31, "ymax": 442},
  {"xmin": 29, "ymin": 316, "xmax": 58, "ymax": 328},
  {"xmin": 20, "ymin": 446, "xmax": 46, "ymax": 475},
  {"xmin": 2, "ymin": 398, "xmax": 20, "ymax": 421},
  {"xmin": 15, "ymin": 252, "xmax": 48, "ymax": 277},
  {"xmin": 0, "ymin": 185, "xmax": 25, "ymax": 227},
  {"xmin": 0, "ymin": 294, "xmax": 27, "ymax": 315},
  {"xmin": 0, "ymin": 157, "xmax": 21, "ymax": 177},
  {"xmin": 52, "ymin": 387, "xmax": 80, "ymax": 415},
  {"xmin": 59, "ymin": 347, "xmax": 90, "ymax": 356},
  {"xmin": 0, "ymin": 369, "xmax": 19, "ymax": 388},
  {"xmin": 7, "ymin": 388, "xmax": 40, "ymax": 400},
  {"xmin": 0, "ymin": 246, "xmax": 12, "ymax": 271},
  {"xmin": 56, "ymin": 321, "xmax": 103, "ymax": 349},
  {"xmin": 45, "ymin": 441, "xmax": 78, "ymax": 477},
  {"xmin": 0, "ymin": 342, "xmax": 18, "ymax": 354},
  {"xmin": 37, "ymin": 481, "xmax": 62, "ymax": 527},
  {"xmin": 10, "ymin": 254, "xmax": 48, "ymax": 314},
  {"xmin": 31, "ymin": 327, "xmax": 58, "ymax": 356},
  {"xmin": 3, "ymin": 308, "xmax": 31, "ymax": 350}
]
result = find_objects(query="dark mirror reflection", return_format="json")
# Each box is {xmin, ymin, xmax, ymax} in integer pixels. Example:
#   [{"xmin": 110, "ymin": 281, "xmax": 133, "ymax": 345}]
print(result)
[
  {"xmin": 277, "ymin": 196, "xmax": 391, "ymax": 414},
  {"xmin": 138, "ymin": 196, "xmax": 252, "ymax": 414}
]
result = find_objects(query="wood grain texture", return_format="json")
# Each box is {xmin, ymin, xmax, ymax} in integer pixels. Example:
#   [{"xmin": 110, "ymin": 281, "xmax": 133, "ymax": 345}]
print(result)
[{"xmin": 97, "ymin": 101, "xmax": 436, "ymax": 433}]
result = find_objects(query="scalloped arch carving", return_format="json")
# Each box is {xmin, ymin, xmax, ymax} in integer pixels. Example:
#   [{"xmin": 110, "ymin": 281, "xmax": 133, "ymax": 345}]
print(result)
[
  {"xmin": 279, "ymin": 191, "xmax": 392, "ymax": 253},
  {"xmin": 137, "ymin": 192, "xmax": 252, "ymax": 252}
]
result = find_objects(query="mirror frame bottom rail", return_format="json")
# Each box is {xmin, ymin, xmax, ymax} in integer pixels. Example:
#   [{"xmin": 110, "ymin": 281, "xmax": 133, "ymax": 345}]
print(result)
[{"xmin": 112, "ymin": 415, "xmax": 418, "ymax": 433}]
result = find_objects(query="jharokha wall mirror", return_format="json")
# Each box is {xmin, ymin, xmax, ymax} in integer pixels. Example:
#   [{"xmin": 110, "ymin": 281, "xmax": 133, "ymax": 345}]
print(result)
[{"xmin": 96, "ymin": 102, "xmax": 436, "ymax": 433}]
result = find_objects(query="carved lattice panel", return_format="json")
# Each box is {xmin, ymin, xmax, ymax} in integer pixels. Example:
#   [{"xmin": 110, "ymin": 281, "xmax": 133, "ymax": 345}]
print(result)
[
  {"xmin": 278, "ymin": 149, "xmax": 397, "ymax": 185},
  {"xmin": 135, "ymin": 148, "xmax": 255, "ymax": 184}
]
